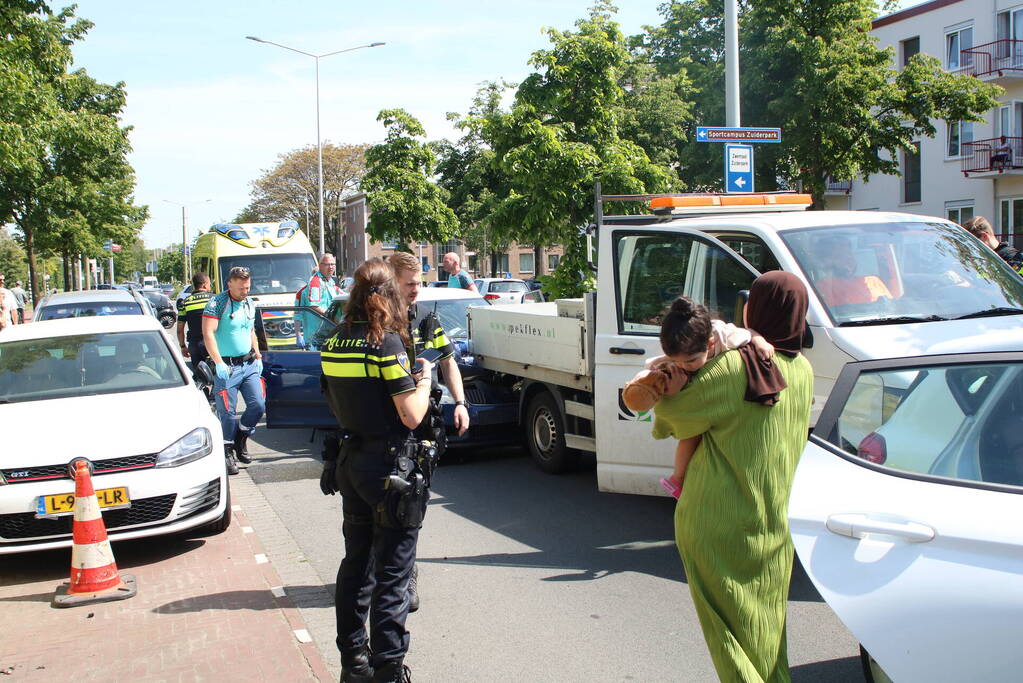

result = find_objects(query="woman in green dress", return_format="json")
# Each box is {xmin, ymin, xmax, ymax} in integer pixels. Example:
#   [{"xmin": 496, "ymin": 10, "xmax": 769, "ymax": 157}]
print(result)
[{"xmin": 652, "ymin": 271, "xmax": 813, "ymax": 683}]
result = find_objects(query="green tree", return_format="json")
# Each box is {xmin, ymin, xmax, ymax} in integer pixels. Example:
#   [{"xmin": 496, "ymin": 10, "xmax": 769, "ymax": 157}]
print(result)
[
  {"xmin": 485, "ymin": 1, "xmax": 675, "ymax": 295},
  {"xmin": 238, "ymin": 142, "xmax": 368, "ymax": 251},
  {"xmin": 0, "ymin": 2, "xmax": 145, "ymax": 299},
  {"xmin": 156, "ymin": 245, "xmax": 185, "ymax": 283},
  {"xmin": 363, "ymin": 109, "xmax": 459, "ymax": 244},
  {"xmin": 0, "ymin": 227, "xmax": 28, "ymax": 283},
  {"xmin": 642, "ymin": 0, "xmax": 1002, "ymax": 204}
]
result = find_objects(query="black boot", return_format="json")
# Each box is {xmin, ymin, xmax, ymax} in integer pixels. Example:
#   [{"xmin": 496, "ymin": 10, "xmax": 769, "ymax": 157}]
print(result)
[
  {"xmin": 340, "ymin": 647, "xmax": 373, "ymax": 682},
  {"xmin": 225, "ymin": 445, "xmax": 239, "ymax": 476},
  {"xmin": 372, "ymin": 660, "xmax": 410, "ymax": 683},
  {"xmin": 233, "ymin": 429, "xmax": 252, "ymax": 464},
  {"xmin": 407, "ymin": 564, "xmax": 419, "ymax": 613}
]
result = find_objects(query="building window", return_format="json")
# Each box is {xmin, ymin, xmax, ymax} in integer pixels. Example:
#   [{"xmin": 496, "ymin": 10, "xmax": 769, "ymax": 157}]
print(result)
[
  {"xmin": 901, "ymin": 37, "xmax": 920, "ymax": 67},
  {"xmin": 999, "ymin": 197, "xmax": 1023, "ymax": 243},
  {"xmin": 519, "ymin": 252, "xmax": 535, "ymax": 273},
  {"xmin": 496, "ymin": 253, "xmax": 509, "ymax": 274},
  {"xmin": 548, "ymin": 254, "xmax": 561, "ymax": 270},
  {"xmin": 947, "ymin": 121, "xmax": 973, "ymax": 157},
  {"xmin": 903, "ymin": 142, "xmax": 921, "ymax": 203},
  {"xmin": 434, "ymin": 239, "xmax": 460, "ymax": 268},
  {"xmin": 946, "ymin": 25, "xmax": 973, "ymax": 71},
  {"xmin": 945, "ymin": 201, "xmax": 974, "ymax": 225}
]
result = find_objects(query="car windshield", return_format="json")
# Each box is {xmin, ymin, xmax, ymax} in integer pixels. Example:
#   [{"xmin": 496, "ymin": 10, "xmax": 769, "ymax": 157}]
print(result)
[
  {"xmin": 781, "ymin": 222, "xmax": 1023, "ymax": 325},
  {"xmin": 490, "ymin": 281, "xmax": 526, "ymax": 293},
  {"xmin": 218, "ymin": 253, "xmax": 317, "ymax": 295},
  {"xmin": 37, "ymin": 301, "xmax": 142, "ymax": 320},
  {"xmin": 0, "ymin": 330, "xmax": 185, "ymax": 403},
  {"xmin": 421, "ymin": 297, "xmax": 490, "ymax": 338}
]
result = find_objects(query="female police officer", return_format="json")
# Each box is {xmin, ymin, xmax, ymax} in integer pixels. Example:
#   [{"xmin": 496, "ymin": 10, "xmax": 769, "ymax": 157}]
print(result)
[{"xmin": 319, "ymin": 258, "xmax": 434, "ymax": 683}]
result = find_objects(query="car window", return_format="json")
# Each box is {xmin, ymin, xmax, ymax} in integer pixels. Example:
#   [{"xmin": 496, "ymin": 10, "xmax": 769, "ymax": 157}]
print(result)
[
  {"xmin": 433, "ymin": 298, "xmax": 489, "ymax": 338},
  {"xmin": 0, "ymin": 331, "xmax": 185, "ymax": 403},
  {"xmin": 821, "ymin": 361, "xmax": 1022, "ymax": 488},
  {"xmin": 490, "ymin": 282, "xmax": 526, "ymax": 293},
  {"xmin": 615, "ymin": 232, "xmax": 755, "ymax": 334},
  {"xmin": 218, "ymin": 253, "xmax": 316, "ymax": 295},
  {"xmin": 781, "ymin": 222, "xmax": 1023, "ymax": 325},
  {"xmin": 37, "ymin": 302, "xmax": 143, "ymax": 320},
  {"xmin": 257, "ymin": 307, "xmax": 335, "ymax": 351},
  {"xmin": 715, "ymin": 234, "xmax": 782, "ymax": 273}
]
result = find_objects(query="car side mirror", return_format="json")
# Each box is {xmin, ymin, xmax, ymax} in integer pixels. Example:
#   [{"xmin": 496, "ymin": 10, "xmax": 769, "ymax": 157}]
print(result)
[{"xmin": 195, "ymin": 359, "xmax": 214, "ymax": 386}]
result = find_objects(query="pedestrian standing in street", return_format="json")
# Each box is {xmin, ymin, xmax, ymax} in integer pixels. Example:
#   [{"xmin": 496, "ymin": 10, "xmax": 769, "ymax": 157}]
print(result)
[
  {"xmin": 11, "ymin": 281, "xmax": 27, "ymax": 324},
  {"xmin": 177, "ymin": 272, "xmax": 213, "ymax": 370},
  {"xmin": 319, "ymin": 258, "xmax": 435, "ymax": 683},
  {"xmin": 441, "ymin": 252, "xmax": 478, "ymax": 292},
  {"xmin": 202, "ymin": 266, "xmax": 265, "ymax": 475},
  {"xmin": 297, "ymin": 252, "xmax": 343, "ymax": 348},
  {"xmin": 0, "ymin": 274, "xmax": 17, "ymax": 330},
  {"xmin": 961, "ymin": 216, "xmax": 1023, "ymax": 274},
  {"xmin": 651, "ymin": 271, "xmax": 813, "ymax": 682},
  {"xmin": 388, "ymin": 251, "xmax": 471, "ymax": 612}
]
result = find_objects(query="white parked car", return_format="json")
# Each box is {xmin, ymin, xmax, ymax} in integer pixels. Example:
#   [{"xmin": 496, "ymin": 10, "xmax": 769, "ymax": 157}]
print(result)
[
  {"xmin": 0, "ymin": 315, "xmax": 229, "ymax": 554},
  {"xmin": 34, "ymin": 288, "xmax": 159, "ymax": 324},
  {"xmin": 474, "ymin": 277, "xmax": 531, "ymax": 304},
  {"xmin": 789, "ymin": 351, "xmax": 1023, "ymax": 682}
]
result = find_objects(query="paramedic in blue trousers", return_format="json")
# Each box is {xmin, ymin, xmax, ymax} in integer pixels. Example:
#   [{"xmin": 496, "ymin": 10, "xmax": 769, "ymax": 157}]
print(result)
[{"xmin": 202, "ymin": 265, "xmax": 265, "ymax": 475}]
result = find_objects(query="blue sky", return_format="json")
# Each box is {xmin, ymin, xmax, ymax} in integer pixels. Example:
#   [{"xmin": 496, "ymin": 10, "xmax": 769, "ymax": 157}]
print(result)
[{"xmin": 67, "ymin": 1, "xmax": 924, "ymax": 248}]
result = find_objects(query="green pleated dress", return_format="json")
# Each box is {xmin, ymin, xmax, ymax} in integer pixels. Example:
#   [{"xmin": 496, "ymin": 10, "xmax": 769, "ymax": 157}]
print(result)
[{"xmin": 652, "ymin": 349, "xmax": 813, "ymax": 683}]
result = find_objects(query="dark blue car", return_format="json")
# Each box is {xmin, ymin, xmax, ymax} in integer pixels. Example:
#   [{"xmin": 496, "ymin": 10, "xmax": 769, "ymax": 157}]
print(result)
[{"xmin": 254, "ymin": 289, "xmax": 519, "ymax": 450}]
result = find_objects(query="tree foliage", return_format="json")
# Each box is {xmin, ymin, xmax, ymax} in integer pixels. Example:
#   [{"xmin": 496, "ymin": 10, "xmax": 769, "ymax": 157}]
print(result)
[
  {"xmin": 237, "ymin": 142, "xmax": 368, "ymax": 252},
  {"xmin": 642, "ymin": 0, "xmax": 1002, "ymax": 204},
  {"xmin": 0, "ymin": 2, "xmax": 146, "ymax": 299},
  {"xmin": 363, "ymin": 108, "xmax": 459, "ymax": 244}
]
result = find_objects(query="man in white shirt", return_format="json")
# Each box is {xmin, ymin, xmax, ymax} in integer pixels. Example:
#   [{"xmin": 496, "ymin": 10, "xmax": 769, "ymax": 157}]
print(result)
[{"xmin": 0, "ymin": 273, "xmax": 17, "ymax": 330}]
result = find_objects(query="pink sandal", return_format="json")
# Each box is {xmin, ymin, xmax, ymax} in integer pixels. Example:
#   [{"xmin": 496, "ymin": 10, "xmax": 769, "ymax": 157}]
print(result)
[{"xmin": 660, "ymin": 477, "xmax": 682, "ymax": 499}]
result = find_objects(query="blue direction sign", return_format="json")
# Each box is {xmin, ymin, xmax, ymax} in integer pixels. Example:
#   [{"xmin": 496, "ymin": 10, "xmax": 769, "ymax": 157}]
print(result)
[
  {"xmin": 696, "ymin": 126, "xmax": 781, "ymax": 144},
  {"xmin": 724, "ymin": 144, "xmax": 754, "ymax": 193}
]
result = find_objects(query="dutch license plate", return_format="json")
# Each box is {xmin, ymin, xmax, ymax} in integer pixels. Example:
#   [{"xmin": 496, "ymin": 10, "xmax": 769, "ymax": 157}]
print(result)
[{"xmin": 35, "ymin": 487, "xmax": 130, "ymax": 517}]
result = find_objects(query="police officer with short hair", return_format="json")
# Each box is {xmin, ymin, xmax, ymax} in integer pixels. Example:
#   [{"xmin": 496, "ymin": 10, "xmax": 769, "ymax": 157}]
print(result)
[
  {"xmin": 177, "ymin": 272, "xmax": 213, "ymax": 370},
  {"xmin": 320, "ymin": 258, "xmax": 435, "ymax": 683}
]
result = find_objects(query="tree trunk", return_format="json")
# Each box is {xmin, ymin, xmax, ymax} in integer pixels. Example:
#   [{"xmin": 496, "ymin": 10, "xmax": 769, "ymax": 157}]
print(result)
[
  {"xmin": 533, "ymin": 244, "xmax": 545, "ymax": 277},
  {"xmin": 25, "ymin": 225, "xmax": 38, "ymax": 303}
]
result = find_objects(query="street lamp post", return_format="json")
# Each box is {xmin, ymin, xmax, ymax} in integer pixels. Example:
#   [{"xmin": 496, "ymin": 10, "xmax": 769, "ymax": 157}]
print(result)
[
  {"xmin": 246, "ymin": 36, "xmax": 384, "ymax": 255},
  {"xmin": 163, "ymin": 199, "xmax": 211, "ymax": 282}
]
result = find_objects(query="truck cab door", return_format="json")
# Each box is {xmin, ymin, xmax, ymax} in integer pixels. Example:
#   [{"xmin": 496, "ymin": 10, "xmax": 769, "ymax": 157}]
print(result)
[
  {"xmin": 592, "ymin": 226, "xmax": 759, "ymax": 495},
  {"xmin": 256, "ymin": 305, "xmax": 339, "ymax": 429}
]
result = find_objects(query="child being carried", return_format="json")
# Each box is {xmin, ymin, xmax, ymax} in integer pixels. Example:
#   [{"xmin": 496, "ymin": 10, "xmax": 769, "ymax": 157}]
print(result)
[{"xmin": 622, "ymin": 297, "xmax": 774, "ymax": 498}]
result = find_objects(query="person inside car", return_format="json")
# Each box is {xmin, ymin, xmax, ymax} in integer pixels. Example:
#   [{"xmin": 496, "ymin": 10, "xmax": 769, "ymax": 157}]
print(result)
[{"xmin": 813, "ymin": 235, "xmax": 894, "ymax": 307}]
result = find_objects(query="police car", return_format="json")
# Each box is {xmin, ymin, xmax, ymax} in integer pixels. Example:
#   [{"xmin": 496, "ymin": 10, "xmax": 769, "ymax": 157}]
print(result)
[
  {"xmin": 254, "ymin": 287, "xmax": 520, "ymax": 450},
  {"xmin": 0, "ymin": 315, "xmax": 229, "ymax": 554}
]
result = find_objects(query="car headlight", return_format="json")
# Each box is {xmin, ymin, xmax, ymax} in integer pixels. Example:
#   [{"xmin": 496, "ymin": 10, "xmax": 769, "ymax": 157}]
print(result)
[{"xmin": 155, "ymin": 428, "xmax": 213, "ymax": 468}]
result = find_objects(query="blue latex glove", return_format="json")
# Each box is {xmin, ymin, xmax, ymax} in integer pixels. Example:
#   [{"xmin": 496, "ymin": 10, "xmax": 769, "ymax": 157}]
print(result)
[
  {"xmin": 253, "ymin": 357, "xmax": 263, "ymax": 374},
  {"xmin": 215, "ymin": 362, "xmax": 231, "ymax": 381}
]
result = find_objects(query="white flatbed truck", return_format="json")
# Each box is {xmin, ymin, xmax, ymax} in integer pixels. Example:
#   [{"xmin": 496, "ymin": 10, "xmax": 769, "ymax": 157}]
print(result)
[{"xmin": 467, "ymin": 190, "xmax": 1023, "ymax": 496}]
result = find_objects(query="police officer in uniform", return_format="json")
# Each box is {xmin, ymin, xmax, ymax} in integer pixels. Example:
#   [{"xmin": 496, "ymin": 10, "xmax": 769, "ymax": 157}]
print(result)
[
  {"xmin": 176, "ymin": 272, "xmax": 213, "ymax": 372},
  {"xmin": 320, "ymin": 258, "xmax": 435, "ymax": 683},
  {"xmin": 388, "ymin": 252, "xmax": 470, "ymax": 613}
]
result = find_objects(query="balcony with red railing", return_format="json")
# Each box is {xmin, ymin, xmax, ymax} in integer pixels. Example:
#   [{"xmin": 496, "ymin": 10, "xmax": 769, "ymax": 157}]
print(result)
[
  {"xmin": 959, "ymin": 40, "xmax": 1023, "ymax": 78},
  {"xmin": 961, "ymin": 136, "xmax": 1023, "ymax": 176}
]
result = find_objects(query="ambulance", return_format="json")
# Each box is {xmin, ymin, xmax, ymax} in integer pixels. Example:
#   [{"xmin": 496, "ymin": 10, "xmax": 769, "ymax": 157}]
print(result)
[{"xmin": 192, "ymin": 221, "xmax": 317, "ymax": 346}]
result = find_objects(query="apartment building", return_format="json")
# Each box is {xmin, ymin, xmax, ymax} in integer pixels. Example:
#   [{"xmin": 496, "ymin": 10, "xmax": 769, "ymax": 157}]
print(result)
[
  {"xmin": 339, "ymin": 192, "xmax": 563, "ymax": 281},
  {"xmin": 828, "ymin": 0, "xmax": 1023, "ymax": 246}
]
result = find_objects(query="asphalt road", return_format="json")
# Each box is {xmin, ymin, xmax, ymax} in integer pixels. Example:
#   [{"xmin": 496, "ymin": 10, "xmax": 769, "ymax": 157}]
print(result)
[{"xmin": 246, "ymin": 427, "xmax": 863, "ymax": 682}]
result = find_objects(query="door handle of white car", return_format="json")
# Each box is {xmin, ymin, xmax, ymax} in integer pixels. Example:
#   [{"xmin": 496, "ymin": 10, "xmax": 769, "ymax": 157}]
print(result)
[
  {"xmin": 826, "ymin": 513, "xmax": 935, "ymax": 542},
  {"xmin": 609, "ymin": 347, "xmax": 645, "ymax": 355}
]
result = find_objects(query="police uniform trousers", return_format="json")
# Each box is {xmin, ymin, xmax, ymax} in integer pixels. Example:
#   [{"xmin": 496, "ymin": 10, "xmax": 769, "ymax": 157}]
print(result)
[{"xmin": 335, "ymin": 434, "xmax": 418, "ymax": 668}]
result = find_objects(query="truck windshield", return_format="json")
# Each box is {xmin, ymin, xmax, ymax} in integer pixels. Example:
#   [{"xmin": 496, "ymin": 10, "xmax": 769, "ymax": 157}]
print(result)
[
  {"xmin": 218, "ymin": 253, "xmax": 316, "ymax": 295},
  {"xmin": 781, "ymin": 222, "xmax": 1023, "ymax": 325}
]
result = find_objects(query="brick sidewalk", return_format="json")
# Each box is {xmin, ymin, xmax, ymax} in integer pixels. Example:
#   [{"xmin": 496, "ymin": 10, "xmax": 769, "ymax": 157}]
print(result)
[{"xmin": 0, "ymin": 481, "xmax": 332, "ymax": 682}]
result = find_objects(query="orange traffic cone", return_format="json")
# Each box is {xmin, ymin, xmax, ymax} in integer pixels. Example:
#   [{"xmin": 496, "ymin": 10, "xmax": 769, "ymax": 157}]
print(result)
[{"xmin": 52, "ymin": 460, "xmax": 137, "ymax": 608}]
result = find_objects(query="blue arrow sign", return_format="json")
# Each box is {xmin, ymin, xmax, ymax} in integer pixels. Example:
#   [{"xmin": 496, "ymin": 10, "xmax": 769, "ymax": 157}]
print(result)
[
  {"xmin": 724, "ymin": 144, "xmax": 754, "ymax": 193},
  {"xmin": 697, "ymin": 126, "xmax": 781, "ymax": 144}
]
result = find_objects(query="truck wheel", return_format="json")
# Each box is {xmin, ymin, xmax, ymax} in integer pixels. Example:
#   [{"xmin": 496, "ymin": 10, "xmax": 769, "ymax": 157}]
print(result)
[{"xmin": 526, "ymin": 392, "xmax": 575, "ymax": 474}]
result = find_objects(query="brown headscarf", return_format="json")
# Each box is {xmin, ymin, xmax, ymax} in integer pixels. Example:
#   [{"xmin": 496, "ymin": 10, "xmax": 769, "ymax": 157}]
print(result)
[{"xmin": 738, "ymin": 271, "xmax": 809, "ymax": 406}]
